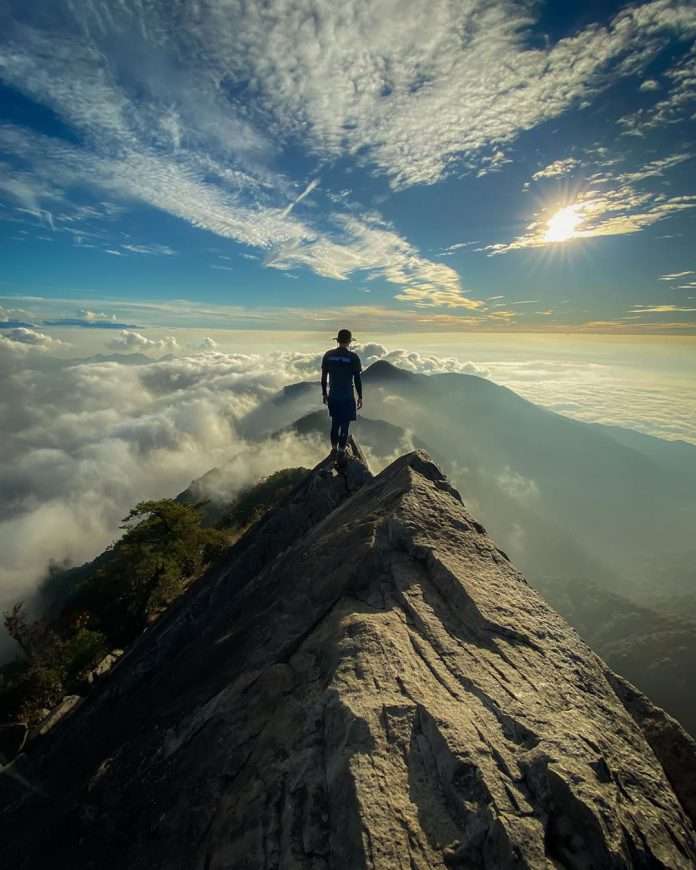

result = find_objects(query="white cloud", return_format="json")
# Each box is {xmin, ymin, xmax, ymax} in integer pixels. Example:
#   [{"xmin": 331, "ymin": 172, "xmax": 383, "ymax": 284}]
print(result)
[
  {"xmin": 484, "ymin": 354, "xmax": 696, "ymax": 444},
  {"xmin": 0, "ymin": 0, "xmax": 693, "ymax": 318},
  {"xmin": 356, "ymin": 342, "xmax": 489, "ymax": 376},
  {"xmin": 439, "ymin": 240, "xmax": 479, "ymax": 256},
  {"xmin": 619, "ymin": 44, "xmax": 696, "ymax": 133},
  {"xmin": 486, "ymin": 152, "xmax": 696, "ymax": 254},
  {"xmin": 0, "ymin": 302, "xmax": 33, "ymax": 323},
  {"xmin": 0, "ymin": 351, "xmax": 331, "ymax": 634},
  {"xmin": 2, "ymin": 0, "xmax": 695, "ymax": 204},
  {"xmin": 630, "ymin": 304, "xmax": 696, "ymax": 313},
  {"xmin": 198, "ymin": 337, "xmax": 218, "ymax": 351},
  {"xmin": 0, "ymin": 340, "xmax": 495, "ymax": 631},
  {"xmin": 0, "ymin": 123, "xmax": 472, "ymax": 310},
  {"xmin": 78, "ymin": 309, "xmax": 118, "ymax": 322},
  {"xmin": 639, "ymin": 78, "xmax": 661, "ymax": 91},
  {"xmin": 196, "ymin": 0, "xmax": 696, "ymax": 188},
  {"xmin": 531, "ymin": 158, "xmax": 580, "ymax": 180},
  {"xmin": 108, "ymin": 330, "xmax": 179, "ymax": 352},
  {"xmin": 1, "ymin": 333, "xmax": 695, "ymax": 657},
  {"xmin": 120, "ymin": 243, "xmax": 177, "ymax": 255},
  {"xmin": 267, "ymin": 213, "xmax": 481, "ymax": 309},
  {"xmin": 659, "ymin": 270, "xmax": 694, "ymax": 280},
  {"xmin": 0, "ymin": 327, "xmax": 64, "ymax": 347}
]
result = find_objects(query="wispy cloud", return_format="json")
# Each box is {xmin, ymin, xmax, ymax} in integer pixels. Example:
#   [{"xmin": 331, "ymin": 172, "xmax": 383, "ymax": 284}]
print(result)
[
  {"xmin": 630, "ymin": 304, "xmax": 696, "ymax": 313},
  {"xmin": 485, "ymin": 152, "xmax": 696, "ymax": 254},
  {"xmin": 120, "ymin": 243, "xmax": 176, "ymax": 256},
  {"xmin": 267, "ymin": 213, "xmax": 482, "ymax": 309},
  {"xmin": 0, "ymin": 123, "xmax": 474, "ymax": 308},
  {"xmin": 531, "ymin": 158, "xmax": 580, "ymax": 180},
  {"xmin": 1, "ymin": 0, "xmax": 695, "ymax": 316},
  {"xmin": 659, "ymin": 270, "xmax": 694, "ymax": 280},
  {"xmin": 2, "ymin": 0, "xmax": 695, "ymax": 195},
  {"xmin": 438, "ymin": 240, "xmax": 480, "ymax": 256},
  {"xmin": 194, "ymin": 0, "xmax": 696, "ymax": 188},
  {"xmin": 619, "ymin": 44, "xmax": 696, "ymax": 134}
]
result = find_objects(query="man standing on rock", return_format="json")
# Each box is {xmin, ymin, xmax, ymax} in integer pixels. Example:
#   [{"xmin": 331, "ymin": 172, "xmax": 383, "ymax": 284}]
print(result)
[{"xmin": 321, "ymin": 328, "xmax": 363, "ymax": 463}]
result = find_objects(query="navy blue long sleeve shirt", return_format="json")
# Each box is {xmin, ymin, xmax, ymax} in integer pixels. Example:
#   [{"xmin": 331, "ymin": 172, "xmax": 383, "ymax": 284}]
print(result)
[{"xmin": 321, "ymin": 348, "xmax": 362, "ymax": 400}]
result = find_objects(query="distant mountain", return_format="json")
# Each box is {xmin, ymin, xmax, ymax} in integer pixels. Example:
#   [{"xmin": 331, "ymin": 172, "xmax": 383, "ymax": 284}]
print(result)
[
  {"xmin": 249, "ymin": 360, "xmax": 696, "ymax": 602},
  {"xmin": 277, "ymin": 409, "xmax": 430, "ymax": 465}
]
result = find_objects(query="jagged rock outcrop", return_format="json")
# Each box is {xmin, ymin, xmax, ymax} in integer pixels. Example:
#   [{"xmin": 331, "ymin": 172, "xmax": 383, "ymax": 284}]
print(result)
[
  {"xmin": 605, "ymin": 669, "xmax": 696, "ymax": 825},
  {"xmin": 1, "ymin": 447, "xmax": 695, "ymax": 869}
]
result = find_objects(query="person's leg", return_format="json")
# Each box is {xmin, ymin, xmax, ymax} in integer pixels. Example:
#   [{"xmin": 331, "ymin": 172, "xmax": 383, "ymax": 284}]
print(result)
[
  {"xmin": 330, "ymin": 417, "xmax": 340, "ymax": 448},
  {"xmin": 338, "ymin": 420, "xmax": 350, "ymax": 449}
]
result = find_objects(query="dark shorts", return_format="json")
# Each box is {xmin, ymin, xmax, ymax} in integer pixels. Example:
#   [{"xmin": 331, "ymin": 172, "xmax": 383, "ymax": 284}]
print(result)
[{"xmin": 327, "ymin": 395, "xmax": 356, "ymax": 423}]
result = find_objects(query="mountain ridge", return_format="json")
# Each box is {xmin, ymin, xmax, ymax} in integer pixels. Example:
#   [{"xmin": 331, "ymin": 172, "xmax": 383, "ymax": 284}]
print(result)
[{"xmin": 1, "ymin": 445, "xmax": 694, "ymax": 868}]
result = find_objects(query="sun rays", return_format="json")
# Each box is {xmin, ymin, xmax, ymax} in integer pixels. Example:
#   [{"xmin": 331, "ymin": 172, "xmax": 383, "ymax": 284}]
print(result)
[{"xmin": 545, "ymin": 204, "xmax": 581, "ymax": 242}]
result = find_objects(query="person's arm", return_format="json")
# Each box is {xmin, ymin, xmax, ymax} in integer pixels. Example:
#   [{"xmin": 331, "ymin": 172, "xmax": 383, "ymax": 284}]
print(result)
[
  {"xmin": 321, "ymin": 357, "xmax": 329, "ymax": 403},
  {"xmin": 353, "ymin": 354, "xmax": 363, "ymax": 409}
]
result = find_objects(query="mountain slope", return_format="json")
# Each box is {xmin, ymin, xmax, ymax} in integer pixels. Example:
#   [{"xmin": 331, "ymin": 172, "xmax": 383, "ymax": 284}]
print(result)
[{"xmin": 1, "ymin": 448, "xmax": 694, "ymax": 868}]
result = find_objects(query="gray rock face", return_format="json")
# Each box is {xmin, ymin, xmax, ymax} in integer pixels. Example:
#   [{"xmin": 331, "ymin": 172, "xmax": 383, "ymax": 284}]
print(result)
[
  {"xmin": 1, "ymin": 448, "xmax": 695, "ymax": 869},
  {"xmin": 605, "ymin": 669, "xmax": 696, "ymax": 826}
]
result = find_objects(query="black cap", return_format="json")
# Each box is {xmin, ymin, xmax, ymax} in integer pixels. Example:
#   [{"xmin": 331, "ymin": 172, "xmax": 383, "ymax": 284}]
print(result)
[{"xmin": 334, "ymin": 328, "xmax": 353, "ymax": 343}]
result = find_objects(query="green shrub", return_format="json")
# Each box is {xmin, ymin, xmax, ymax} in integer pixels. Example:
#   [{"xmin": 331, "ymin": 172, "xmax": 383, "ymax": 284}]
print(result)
[{"xmin": 220, "ymin": 468, "xmax": 308, "ymax": 531}]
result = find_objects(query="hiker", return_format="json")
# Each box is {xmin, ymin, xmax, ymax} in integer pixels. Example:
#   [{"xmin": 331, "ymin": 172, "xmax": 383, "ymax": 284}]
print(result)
[{"xmin": 321, "ymin": 329, "xmax": 363, "ymax": 461}]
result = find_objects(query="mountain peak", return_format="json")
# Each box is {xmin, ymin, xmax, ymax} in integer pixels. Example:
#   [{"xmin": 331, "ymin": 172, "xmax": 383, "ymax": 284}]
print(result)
[
  {"xmin": 2, "ymin": 445, "xmax": 695, "ymax": 868},
  {"xmin": 363, "ymin": 359, "xmax": 417, "ymax": 381}
]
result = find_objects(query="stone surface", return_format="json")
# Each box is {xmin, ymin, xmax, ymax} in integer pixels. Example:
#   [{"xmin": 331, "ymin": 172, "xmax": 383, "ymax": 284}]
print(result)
[
  {"xmin": 85, "ymin": 650, "xmax": 124, "ymax": 686},
  {"xmin": 606, "ymin": 668, "xmax": 696, "ymax": 825},
  {"xmin": 1, "ymin": 448, "xmax": 695, "ymax": 869},
  {"xmin": 33, "ymin": 695, "xmax": 82, "ymax": 739}
]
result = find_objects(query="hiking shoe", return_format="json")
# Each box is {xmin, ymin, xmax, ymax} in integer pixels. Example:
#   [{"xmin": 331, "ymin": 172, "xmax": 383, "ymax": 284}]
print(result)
[{"xmin": 337, "ymin": 447, "xmax": 347, "ymax": 467}]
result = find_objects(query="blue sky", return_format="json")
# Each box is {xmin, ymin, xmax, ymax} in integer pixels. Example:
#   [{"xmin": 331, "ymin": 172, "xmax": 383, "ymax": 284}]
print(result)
[{"xmin": 1, "ymin": 0, "xmax": 696, "ymax": 334}]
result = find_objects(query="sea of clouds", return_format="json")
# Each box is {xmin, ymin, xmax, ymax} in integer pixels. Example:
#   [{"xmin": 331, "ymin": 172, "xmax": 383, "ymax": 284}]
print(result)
[
  {"xmin": 0, "ymin": 335, "xmax": 487, "ymax": 651},
  {"xmin": 2, "ymin": 329, "xmax": 694, "ymax": 657}
]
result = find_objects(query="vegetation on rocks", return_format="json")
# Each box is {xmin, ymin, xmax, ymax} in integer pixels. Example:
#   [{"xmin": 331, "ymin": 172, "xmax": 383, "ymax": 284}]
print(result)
[{"xmin": 0, "ymin": 469, "xmax": 306, "ymax": 728}]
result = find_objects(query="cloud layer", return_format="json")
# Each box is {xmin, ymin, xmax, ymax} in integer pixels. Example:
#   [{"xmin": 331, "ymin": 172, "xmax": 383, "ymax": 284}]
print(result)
[
  {"xmin": 1, "ymin": 0, "xmax": 695, "ymax": 317},
  {"xmin": 0, "ymin": 342, "xmax": 494, "ymax": 640}
]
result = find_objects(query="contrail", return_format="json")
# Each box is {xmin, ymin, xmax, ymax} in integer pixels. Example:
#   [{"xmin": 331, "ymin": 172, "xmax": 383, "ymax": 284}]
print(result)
[{"xmin": 281, "ymin": 178, "xmax": 319, "ymax": 218}]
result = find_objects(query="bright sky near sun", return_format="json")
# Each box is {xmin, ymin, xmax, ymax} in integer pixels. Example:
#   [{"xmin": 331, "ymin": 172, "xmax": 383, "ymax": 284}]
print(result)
[{"xmin": 1, "ymin": 0, "xmax": 696, "ymax": 335}]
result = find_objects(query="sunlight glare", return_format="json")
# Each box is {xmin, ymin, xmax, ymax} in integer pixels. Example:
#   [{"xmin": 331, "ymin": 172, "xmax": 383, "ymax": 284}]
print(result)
[{"xmin": 545, "ymin": 205, "xmax": 580, "ymax": 242}]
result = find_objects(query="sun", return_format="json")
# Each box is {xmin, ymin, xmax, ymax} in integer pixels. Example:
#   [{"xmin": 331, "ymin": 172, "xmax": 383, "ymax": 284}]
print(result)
[{"xmin": 545, "ymin": 205, "xmax": 580, "ymax": 242}]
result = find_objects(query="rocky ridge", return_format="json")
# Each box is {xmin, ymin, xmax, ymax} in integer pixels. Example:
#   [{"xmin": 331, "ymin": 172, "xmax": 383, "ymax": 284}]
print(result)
[{"xmin": 1, "ymin": 445, "xmax": 695, "ymax": 868}]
